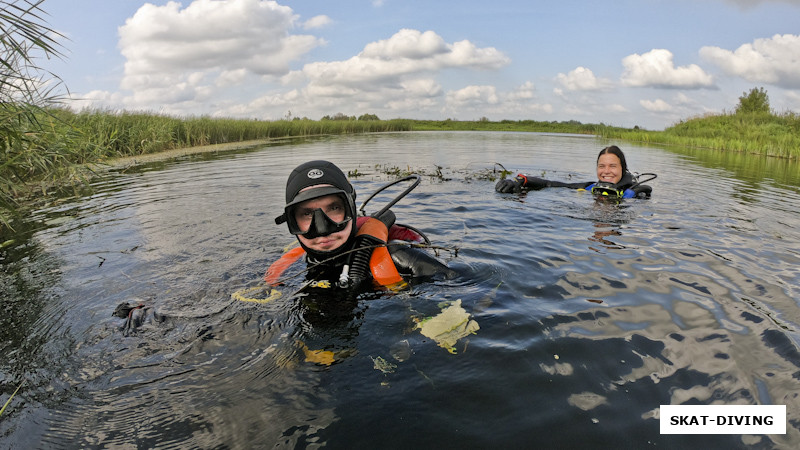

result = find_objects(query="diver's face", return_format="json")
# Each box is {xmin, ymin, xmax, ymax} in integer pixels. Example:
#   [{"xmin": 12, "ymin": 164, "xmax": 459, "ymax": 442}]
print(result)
[
  {"xmin": 597, "ymin": 153, "xmax": 623, "ymax": 184},
  {"xmin": 294, "ymin": 194, "xmax": 353, "ymax": 252}
]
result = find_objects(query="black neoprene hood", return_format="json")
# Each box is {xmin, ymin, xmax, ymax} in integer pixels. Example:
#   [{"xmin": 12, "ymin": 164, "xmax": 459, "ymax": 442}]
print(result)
[{"xmin": 285, "ymin": 160, "xmax": 354, "ymax": 204}]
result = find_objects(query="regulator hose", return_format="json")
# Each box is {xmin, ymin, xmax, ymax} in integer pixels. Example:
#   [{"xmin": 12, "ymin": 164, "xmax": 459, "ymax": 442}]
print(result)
[
  {"xmin": 359, "ymin": 175, "xmax": 421, "ymax": 217},
  {"xmin": 344, "ymin": 209, "xmax": 396, "ymax": 287},
  {"xmin": 339, "ymin": 174, "xmax": 423, "ymax": 288},
  {"xmin": 629, "ymin": 173, "xmax": 657, "ymax": 190}
]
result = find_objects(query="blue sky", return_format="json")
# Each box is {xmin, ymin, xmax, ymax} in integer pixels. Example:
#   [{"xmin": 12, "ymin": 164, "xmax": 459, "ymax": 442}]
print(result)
[{"xmin": 35, "ymin": 0, "xmax": 800, "ymax": 130}]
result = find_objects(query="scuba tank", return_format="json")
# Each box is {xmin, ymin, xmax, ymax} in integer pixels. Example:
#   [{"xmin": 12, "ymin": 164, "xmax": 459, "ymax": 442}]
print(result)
[
  {"xmin": 338, "ymin": 175, "xmax": 424, "ymax": 289},
  {"xmin": 343, "ymin": 209, "xmax": 402, "ymax": 288}
]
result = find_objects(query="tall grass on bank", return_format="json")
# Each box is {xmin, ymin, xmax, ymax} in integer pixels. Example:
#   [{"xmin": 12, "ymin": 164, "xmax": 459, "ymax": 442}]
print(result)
[
  {"xmin": 410, "ymin": 114, "xmax": 800, "ymax": 159},
  {"xmin": 407, "ymin": 118, "xmax": 607, "ymax": 135},
  {"xmin": 45, "ymin": 108, "xmax": 414, "ymax": 158},
  {"xmin": 0, "ymin": 107, "xmax": 413, "ymax": 229},
  {"xmin": 599, "ymin": 112, "xmax": 800, "ymax": 159},
  {"xmin": 4, "ymin": 107, "xmax": 799, "ymax": 232}
]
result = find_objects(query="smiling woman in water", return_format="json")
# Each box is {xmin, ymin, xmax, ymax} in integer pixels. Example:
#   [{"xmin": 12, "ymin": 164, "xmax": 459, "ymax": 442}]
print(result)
[{"xmin": 495, "ymin": 145, "xmax": 656, "ymax": 199}]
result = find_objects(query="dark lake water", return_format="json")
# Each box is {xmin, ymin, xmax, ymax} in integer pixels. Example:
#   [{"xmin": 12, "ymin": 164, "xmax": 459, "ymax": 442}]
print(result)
[{"xmin": 2, "ymin": 131, "xmax": 800, "ymax": 448}]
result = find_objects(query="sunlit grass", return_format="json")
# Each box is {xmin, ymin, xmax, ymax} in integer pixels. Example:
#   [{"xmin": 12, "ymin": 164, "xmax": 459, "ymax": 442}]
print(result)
[
  {"xmin": 598, "ymin": 112, "xmax": 800, "ymax": 159},
  {"xmin": 0, "ymin": 107, "xmax": 414, "ymax": 229}
]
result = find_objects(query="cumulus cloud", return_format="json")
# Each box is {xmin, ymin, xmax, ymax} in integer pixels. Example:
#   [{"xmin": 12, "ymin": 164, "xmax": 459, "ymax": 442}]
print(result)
[
  {"xmin": 721, "ymin": 0, "xmax": 800, "ymax": 8},
  {"xmin": 303, "ymin": 15, "xmax": 331, "ymax": 30},
  {"xmin": 441, "ymin": 83, "xmax": 551, "ymax": 118},
  {"xmin": 297, "ymin": 29, "xmax": 509, "ymax": 92},
  {"xmin": 401, "ymin": 78, "xmax": 443, "ymax": 97},
  {"xmin": 68, "ymin": 90, "xmax": 126, "ymax": 111},
  {"xmin": 117, "ymin": 0, "xmax": 323, "ymax": 108},
  {"xmin": 502, "ymin": 82, "xmax": 552, "ymax": 115},
  {"xmin": 84, "ymin": 3, "xmax": 516, "ymax": 120},
  {"xmin": 556, "ymin": 67, "xmax": 613, "ymax": 91},
  {"xmin": 621, "ymin": 49, "xmax": 714, "ymax": 88},
  {"xmin": 507, "ymin": 81, "xmax": 536, "ymax": 100},
  {"xmin": 640, "ymin": 98, "xmax": 672, "ymax": 112},
  {"xmin": 446, "ymin": 85, "xmax": 500, "ymax": 107},
  {"xmin": 606, "ymin": 104, "xmax": 628, "ymax": 113},
  {"xmin": 222, "ymin": 26, "xmax": 512, "ymax": 119},
  {"xmin": 784, "ymin": 90, "xmax": 800, "ymax": 109},
  {"xmin": 267, "ymin": 29, "xmax": 510, "ymax": 119},
  {"xmin": 362, "ymin": 29, "xmax": 449, "ymax": 60},
  {"xmin": 700, "ymin": 34, "xmax": 800, "ymax": 88}
]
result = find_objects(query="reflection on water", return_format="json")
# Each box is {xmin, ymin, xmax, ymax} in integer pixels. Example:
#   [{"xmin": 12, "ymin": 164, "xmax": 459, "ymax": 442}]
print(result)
[{"xmin": 2, "ymin": 132, "xmax": 800, "ymax": 448}]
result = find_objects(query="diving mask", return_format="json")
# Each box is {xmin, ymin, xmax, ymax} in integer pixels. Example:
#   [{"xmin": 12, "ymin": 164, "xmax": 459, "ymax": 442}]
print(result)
[
  {"xmin": 275, "ymin": 187, "xmax": 355, "ymax": 238},
  {"xmin": 591, "ymin": 182, "xmax": 624, "ymax": 198}
]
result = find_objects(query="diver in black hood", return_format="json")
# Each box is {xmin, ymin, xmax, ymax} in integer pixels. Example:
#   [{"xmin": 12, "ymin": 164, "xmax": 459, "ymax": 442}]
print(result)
[
  {"xmin": 276, "ymin": 160, "xmax": 360, "ymax": 266},
  {"xmin": 495, "ymin": 146, "xmax": 655, "ymax": 199},
  {"xmin": 270, "ymin": 160, "xmax": 455, "ymax": 290}
]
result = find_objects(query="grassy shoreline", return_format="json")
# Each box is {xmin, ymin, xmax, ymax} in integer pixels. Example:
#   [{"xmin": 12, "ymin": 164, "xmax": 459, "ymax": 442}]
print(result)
[
  {"xmin": 2, "ymin": 107, "xmax": 798, "ymax": 231},
  {"xmin": 93, "ymin": 138, "xmax": 289, "ymax": 171}
]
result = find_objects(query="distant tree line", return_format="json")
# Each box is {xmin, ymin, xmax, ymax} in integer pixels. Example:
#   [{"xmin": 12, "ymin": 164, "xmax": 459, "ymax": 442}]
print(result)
[{"xmin": 321, "ymin": 113, "xmax": 380, "ymax": 121}]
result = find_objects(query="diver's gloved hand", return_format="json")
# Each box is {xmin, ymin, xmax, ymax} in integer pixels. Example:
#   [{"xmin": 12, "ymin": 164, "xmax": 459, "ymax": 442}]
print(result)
[{"xmin": 495, "ymin": 174, "xmax": 526, "ymax": 193}]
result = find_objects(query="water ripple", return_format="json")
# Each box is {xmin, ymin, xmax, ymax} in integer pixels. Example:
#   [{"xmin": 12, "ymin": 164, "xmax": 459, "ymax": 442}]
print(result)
[{"xmin": 4, "ymin": 132, "xmax": 800, "ymax": 448}]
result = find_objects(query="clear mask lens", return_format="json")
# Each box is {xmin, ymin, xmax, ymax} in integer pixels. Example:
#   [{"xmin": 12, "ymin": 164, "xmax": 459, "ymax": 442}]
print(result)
[
  {"xmin": 591, "ymin": 182, "xmax": 623, "ymax": 198},
  {"xmin": 284, "ymin": 191, "xmax": 353, "ymax": 238}
]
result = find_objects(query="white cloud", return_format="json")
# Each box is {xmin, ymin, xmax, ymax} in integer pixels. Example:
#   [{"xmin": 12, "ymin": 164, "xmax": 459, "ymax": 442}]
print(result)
[
  {"xmin": 362, "ymin": 29, "xmax": 449, "ymax": 60},
  {"xmin": 673, "ymin": 93, "xmax": 694, "ymax": 105},
  {"xmin": 67, "ymin": 90, "xmax": 126, "ymax": 111},
  {"xmin": 606, "ymin": 104, "xmax": 628, "ymax": 113},
  {"xmin": 621, "ymin": 49, "xmax": 715, "ymax": 89},
  {"xmin": 303, "ymin": 15, "xmax": 331, "ymax": 30},
  {"xmin": 401, "ymin": 78, "xmax": 443, "ymax": 97},
  {"xmin": 440, "ymin": 83, "xmax": 552, "ymax": 118},
  {"xmin": 700, "ymin": 34, "xmax": 800, "ymax": 89},
  {"xmin": 72, "ymin": 4, "xmax": 533, "ymax": 121},
  {"xmin": 507, "ymin": 81, "xmax": 536, "ymax": 100},
  {"xmin": 556, "ymin": 67, "xmax": 613, "ymax": 91},
  {"xmin": 640, "ymin": 98, "xmax": 672, "ymax": 112},
  {"xmin": 116, "ymin": 0, "xmax": 324, "ymax": 108},
  {"xmin": 299, "ymin": 29, "xmax": 509, "ymax": 91},
  {"xmin": 720, "ymin": 0, "xmax": 800, "ymax": 8},
  {"xmin": 501, "ymin": 82, "xmax": 553, "ymax": 115},
  {"xmin": 446, "ymin": 85, "xmax": 500, "ymax": 107},
  {"xmin": 216, "ymin": 68, "xmax": 248, "ymax": 87}
]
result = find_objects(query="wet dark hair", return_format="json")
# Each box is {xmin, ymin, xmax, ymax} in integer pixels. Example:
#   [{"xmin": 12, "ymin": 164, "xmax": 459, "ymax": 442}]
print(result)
[{"xmin": 597, "ymin": 145, "xmax": 627, "ymax": 174}]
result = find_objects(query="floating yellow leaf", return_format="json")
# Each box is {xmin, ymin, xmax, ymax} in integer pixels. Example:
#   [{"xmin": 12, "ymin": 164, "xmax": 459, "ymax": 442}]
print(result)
[
  {"xmin": 416, "ymin": 299, "xmax": 479, "ymax": 354},
  {"xmin": 370, "ymin": 355, "xmax": 397, "ymax": 374},
  {"xmin": 300, "ymin": 342, "xmax": 336, "ymax": 365},
  {"xmin": 231, "ymin": 286, "xmax": 282, "ymax": 303}
]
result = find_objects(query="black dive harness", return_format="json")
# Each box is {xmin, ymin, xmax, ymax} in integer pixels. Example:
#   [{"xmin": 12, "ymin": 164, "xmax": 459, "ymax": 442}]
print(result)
[
  {"xmin": 591, "ymin": 172, "xmax": 657, "ymax": 199},
  {"xmin": 340, "ymin": 175, "xmax": 426, "ymax": 288}
]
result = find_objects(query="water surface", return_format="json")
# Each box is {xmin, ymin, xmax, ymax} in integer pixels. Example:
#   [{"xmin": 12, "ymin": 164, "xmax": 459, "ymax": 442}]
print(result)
[{"xmin": 2, "ymin": 132, "xmax": 800, "ymax": 448}]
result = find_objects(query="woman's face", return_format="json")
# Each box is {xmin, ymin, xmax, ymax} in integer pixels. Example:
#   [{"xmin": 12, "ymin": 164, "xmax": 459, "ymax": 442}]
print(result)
[{"xmin": 596, "ymin": 153, "xmax": 623, "ymax": 184}]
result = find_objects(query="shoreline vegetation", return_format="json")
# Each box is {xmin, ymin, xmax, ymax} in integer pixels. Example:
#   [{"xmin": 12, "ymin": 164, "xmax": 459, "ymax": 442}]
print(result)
[
  {"xmin": 4, "ymin": 3, "xmax": 797, "ymax": 234},
  {"xmin": 2, "ymin": 105, "xmax": 799, "ymax": 231}
]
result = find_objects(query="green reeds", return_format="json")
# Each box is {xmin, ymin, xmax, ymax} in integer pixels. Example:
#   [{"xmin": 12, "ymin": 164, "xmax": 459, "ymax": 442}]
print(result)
[
  {"xmin": 0, "ymin": 108, "xmax": 414, "ymax": 231},
  {"xmin": 3, "ymin": 106, "xmax": 798, "ymax": 232},
  {"xmin": 599, "ymin": 112, "xmax": 800, "ymax": 159}
]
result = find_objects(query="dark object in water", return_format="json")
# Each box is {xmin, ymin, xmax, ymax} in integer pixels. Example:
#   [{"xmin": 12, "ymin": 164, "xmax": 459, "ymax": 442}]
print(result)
[{"xmin": 113, "ymin": 301, "xmax": 162, "ymax": 335}]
